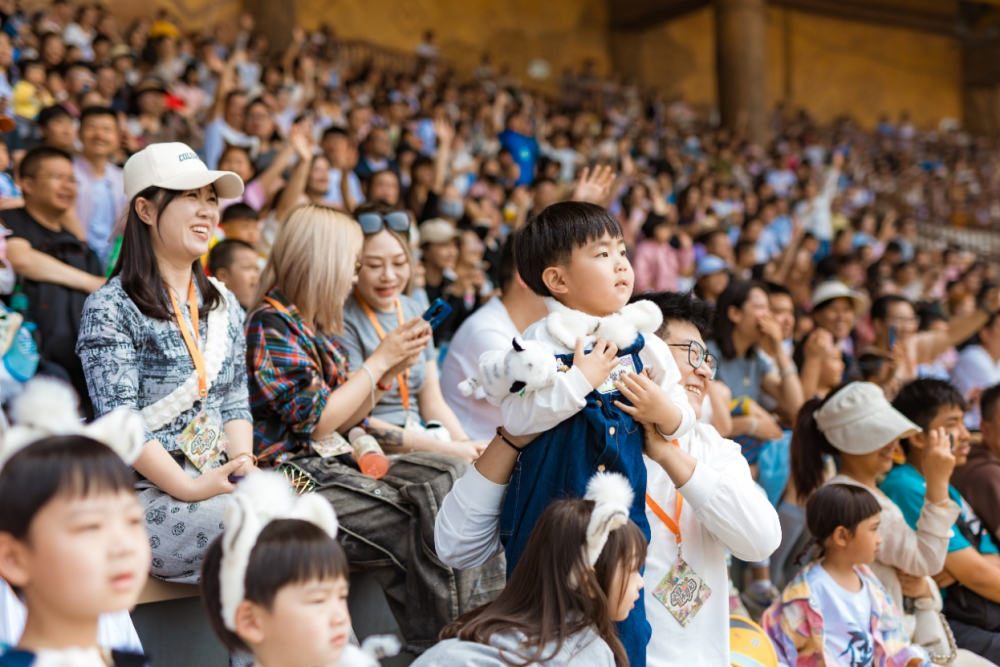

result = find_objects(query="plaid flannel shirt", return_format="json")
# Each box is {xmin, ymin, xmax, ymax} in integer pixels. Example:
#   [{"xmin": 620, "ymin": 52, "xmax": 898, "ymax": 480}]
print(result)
[{"xmin": 246, "ymin": 288, "xmax": 352, "ymax": 464}]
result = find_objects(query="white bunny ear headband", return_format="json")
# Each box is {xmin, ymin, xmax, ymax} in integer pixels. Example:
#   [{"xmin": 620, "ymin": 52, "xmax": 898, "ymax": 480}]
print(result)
[
  {"xmin": 583, "ymin": 472, "xmax": 635, "ymax": 567},
  {"xmin": 220, "ymin": 471, "xmax": 340, "ymax": 632},
  {"xmin": 0, "ymin": 378, "xmax": 146, "ymax": 470}
]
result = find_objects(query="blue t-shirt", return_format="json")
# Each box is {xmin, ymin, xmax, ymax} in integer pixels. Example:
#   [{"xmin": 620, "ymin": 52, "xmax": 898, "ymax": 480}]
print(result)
[
  {"xmin": 498, "ymin": 129, "xmax": 540, "ymax": 186},
  {"xmin": 880, "ymin": 462, "xmax": 998, "ymax": 555}
]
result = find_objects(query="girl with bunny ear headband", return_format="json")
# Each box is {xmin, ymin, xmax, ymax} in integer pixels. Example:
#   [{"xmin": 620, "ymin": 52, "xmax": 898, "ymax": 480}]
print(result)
[
  {"xmin": 200, "ymin": 472, "xmax": 400, "ymax": 667},
  {"xmin": 412, "ymin": 472, "xmax": 646, "ymax": 667},
  {"xmin": 0, "ymin": 379, "xmax": 152, "ymax": 667}
]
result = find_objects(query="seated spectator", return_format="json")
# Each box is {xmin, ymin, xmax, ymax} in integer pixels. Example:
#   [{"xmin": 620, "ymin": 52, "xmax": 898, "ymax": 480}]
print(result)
[
  {"xmin": 77, "ymin": 142, "xmax": 253, "ymax": 585},
  {"xmin": 881, "ymin": 379, "xmax": 1000, "ymax": 663},
  {"xmin": 435, "ymin": 290, "xmax": 780, "ymax": 665},
  {"xmin": 202, "ymin": 56, "xmax": 255, "ymax": 170},
  {"xmin": 321, "ymin": 127, "xmax": 364, "ymax": 211},
  {"xmin": 125, "ymin": 76, "xmax": 200, "ymax": 150},
  {"xmin": 244, "ymin": 204, "xmax": 504, "ymax": 652},
  {"xmin": 218, "ymin": 202, "xmax": 261, "ymax": 250},
  {"xmin": 354, "ymin": 126, "xmax": 397, "ymax": 181},
  {"xmin": 217, "ymin": 140, "xmax": 295, "ymax": 213},
  {"xmin": 692, "ymin": 254, "xmax": 730, "ymax": 305},
  {"xmin": 341, "ymin": 204, "xmax": 487, "ymax": 459},
  {"xmin": 73, "ymin": 106, "xmax": 128, "ymax": 269},
  {"xmin": 11, "ymin": 61, "xmax": 53, "ymax": 121},
  {"xmin": 440, "ymin": 239, "xmax": 547, "ymax": 440},
  {"xmin": 36, "ymin": 105, "xmax": 76, "ymax": 154},
  {"xmin": 418, "ymin": 218, "xmax": 462, "ymax": 344},
  {"xmin": 3, "ymin": 146, "xmax": 104, "ymax": 415},
  {"xmin": 869, "ymin": 295, "xmax": 997, "ymax": 398},
  {"xmin": 951, "ymin": 313, "xmax": 1000, "ymax": 430},
  {"xmin": 632, "ymin": 213, "xmax": 694, "ymax": 294},
  {"xmin": 708, "ymin": 280, "xmax": 803, "ymax": 449},
  {"xmin": 207, "ymin": 239, "xmax": 259, "ymax": 310},
  {"xmin": 0, "ymin": 137, "xmax": 24, "ymax": 211},
  {"xmin": 952, "ymin": 384, "xmax": 1000, "ymax": 539},
  {"xmin": 808, "ymin": 281, "xmax": 866, "ymax": 377}
]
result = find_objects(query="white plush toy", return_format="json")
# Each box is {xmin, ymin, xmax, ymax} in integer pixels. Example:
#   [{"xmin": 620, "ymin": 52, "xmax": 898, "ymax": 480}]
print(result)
[{"xmin": 458, "ymin": 337, "xmax": 560, "ymax": 406}]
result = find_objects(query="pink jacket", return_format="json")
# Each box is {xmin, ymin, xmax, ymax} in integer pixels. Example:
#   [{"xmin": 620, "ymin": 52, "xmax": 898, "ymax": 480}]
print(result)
[{"xmin": 632, "ymin": 239, "xmax": 694, "ymax": 293}]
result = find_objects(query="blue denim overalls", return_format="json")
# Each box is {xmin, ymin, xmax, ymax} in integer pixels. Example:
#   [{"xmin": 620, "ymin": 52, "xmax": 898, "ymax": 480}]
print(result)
[{"xmin": 499, "ymin": 335, "xmax": 651, "ymax": 667}]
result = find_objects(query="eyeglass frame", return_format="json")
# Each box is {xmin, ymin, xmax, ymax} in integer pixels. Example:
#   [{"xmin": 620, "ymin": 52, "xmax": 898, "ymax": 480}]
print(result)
[
  {"xmin": 667, "ymin": 340, "xmax": 718, "ymax": 380},
  {"xmin": 355, "ymin": 210, "xmax": 411, "ymax": 236}
]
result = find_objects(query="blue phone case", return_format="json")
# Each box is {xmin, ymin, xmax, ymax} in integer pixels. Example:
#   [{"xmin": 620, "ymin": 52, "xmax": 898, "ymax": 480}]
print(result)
[{"xmin": 423, "ymin": 298, "xmax": 453, "ymax": 330}]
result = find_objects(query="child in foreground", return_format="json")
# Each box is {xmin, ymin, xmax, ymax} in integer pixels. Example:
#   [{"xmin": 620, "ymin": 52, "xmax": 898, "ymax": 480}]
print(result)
[
  {"xmin": 486, "ymin": 201, "xmax": 695, "ymax": 666},
  {"xmin": 201, "ymin": 472, "xmax": 399, "ymax": 667},
  {"xmin": 763, "ymin": 484, "xmax": 929, "ymax": 667},
  {"xmin": 414, "ymin": 472, "xmax": 645, "ymax": 667},
  {"xmin": 0, "ymin": 380, "xmax": 151, "ymax": 667}
]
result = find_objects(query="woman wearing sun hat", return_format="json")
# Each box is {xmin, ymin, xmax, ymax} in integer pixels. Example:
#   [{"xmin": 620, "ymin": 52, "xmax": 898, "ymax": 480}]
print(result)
[
  {"xmin": 785, "ymin": 381, "xmax": 985, "ymax": 665},
  {"xmin": 76, "ymin": 142, "xmax": 253, "ymax": 583}
]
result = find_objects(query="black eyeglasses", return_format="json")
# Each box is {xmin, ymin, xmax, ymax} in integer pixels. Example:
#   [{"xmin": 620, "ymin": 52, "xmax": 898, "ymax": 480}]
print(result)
[
  {"xmin": 356, "ymin": 211, "xmax": 411, "ymax": 236},
  {"xmin": 668, "ymin": 341, "xmax": 718, "ymax": 379}
]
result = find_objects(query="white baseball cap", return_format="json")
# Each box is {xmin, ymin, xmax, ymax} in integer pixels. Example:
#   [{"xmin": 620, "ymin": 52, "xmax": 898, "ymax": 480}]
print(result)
[
  {"xmin": 810, "ymin": 281, "xmax": 867, "ymax": 315},
  {"xmin": 123, "ymin": 142, "xmax": 244, "ymax": 202},
  {"xmin": 814, "ymin": 382, "xmax": 921, "ymax": 454}
]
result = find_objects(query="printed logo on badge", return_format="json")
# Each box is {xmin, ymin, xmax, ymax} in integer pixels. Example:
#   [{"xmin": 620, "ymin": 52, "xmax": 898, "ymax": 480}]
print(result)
[
  {"xmin": 596, "ymin": 354, "xmax": 638, "ymax": 394},
  {"xmin": 653, "ymin": 555, "xmax": 712, "ymax": 627}
]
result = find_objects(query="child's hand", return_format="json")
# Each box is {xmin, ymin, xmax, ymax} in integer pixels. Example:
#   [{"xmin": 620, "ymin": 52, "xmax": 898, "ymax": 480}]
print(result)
[
  {"xmin": 613, "ymin": 372, "xmax": 678, "ymax": 429},
  {"xmin": 573, "ymin": 337, "xmax": 619, "ymax": 390}
]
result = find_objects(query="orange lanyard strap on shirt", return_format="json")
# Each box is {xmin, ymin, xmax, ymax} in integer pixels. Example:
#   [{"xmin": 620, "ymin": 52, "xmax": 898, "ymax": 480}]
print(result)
[
  {"xmin": 167, "ymin": 281, "xmax": 207, "ymax": 399},
  {"xmin": 355, "ymin": 290, "xmax": 410, "ymax": 410},
  {"xmin": 644, "ymin": 439, "xmax": 684, "ymax": 545}
]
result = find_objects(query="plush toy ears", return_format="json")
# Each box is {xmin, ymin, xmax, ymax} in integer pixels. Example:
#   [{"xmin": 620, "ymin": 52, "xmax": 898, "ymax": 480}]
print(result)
[
  {"xmin": 582, "ymin": 472, "xmax": 634, "ymax": 567},
  {"xmin": 0, "ymin": 378, "xmax": 146, "ymax": 470},
  {"xmin": 512, "ymin": 337, "xmax": 526, "ymax": 352},
  {"xmin": 219, "ymin": 472, "xmax": 340, "ymax": 632}
]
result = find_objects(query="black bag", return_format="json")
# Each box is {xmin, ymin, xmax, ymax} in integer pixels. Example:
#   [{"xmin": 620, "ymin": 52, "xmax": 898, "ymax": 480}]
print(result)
[{"xmin": 941, "ymin": 507, "xmax": 1000, "ymax": 632}]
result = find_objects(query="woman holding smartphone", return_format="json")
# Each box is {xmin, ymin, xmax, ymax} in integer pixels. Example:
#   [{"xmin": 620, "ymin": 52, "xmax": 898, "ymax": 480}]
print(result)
[{"xmin": 341, "ymin": 201, "xmax": 488, "ymax": 462}]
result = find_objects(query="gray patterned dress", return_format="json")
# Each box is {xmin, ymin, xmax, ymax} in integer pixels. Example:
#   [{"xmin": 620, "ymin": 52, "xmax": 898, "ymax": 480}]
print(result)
[{"xmin": 76, "ymin": 276, "xmax": 251, "ymax": 584}]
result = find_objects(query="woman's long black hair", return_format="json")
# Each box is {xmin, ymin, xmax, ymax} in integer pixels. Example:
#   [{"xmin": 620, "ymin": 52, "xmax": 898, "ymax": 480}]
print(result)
[{"xmin": 111, "ymin": 185, "xmax": 223, "ymax": 321}]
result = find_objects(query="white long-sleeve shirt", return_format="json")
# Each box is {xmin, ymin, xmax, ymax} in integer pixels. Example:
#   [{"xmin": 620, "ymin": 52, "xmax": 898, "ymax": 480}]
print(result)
[
  {"xmin": 499, "ymin": 299, "xmax": 695, "ymax": 439},
  {"xmin": 435, "ymin": 422, "xmax": 782, "ymax": 666}
]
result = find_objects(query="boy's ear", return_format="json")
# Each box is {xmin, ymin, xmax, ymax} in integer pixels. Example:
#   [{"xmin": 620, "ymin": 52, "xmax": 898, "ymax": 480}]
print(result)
[
  {"xmin": 234, "ymin": 599, "xmax": 266, "ymax": 647},
  {"xmin": 0, "ymin": 533, "xmax": 32, "ymax": 588},
  {"xmin": 214, "ymin": 266, "xmax": 231, "ymax": 282},
  {"xmin": 541, "ymin": 266, "xmax": 569, "ymax": 297},
  {"xmin": 831, "ymin": 526, "xmax": 852, "ymax": 549},
  {"xmin": 908, "ymin": 430, "xmax": 929, "ymax": 450}
]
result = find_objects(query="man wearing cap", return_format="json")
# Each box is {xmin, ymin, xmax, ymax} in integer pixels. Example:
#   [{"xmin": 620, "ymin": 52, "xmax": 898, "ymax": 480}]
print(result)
[
  {"xmin": 419, "ymin": 218, "xmax": 469, "ymax": 344},
  {"xmin": 3, "ymin": 146, "xmax": 104, "ymax": 414},
  {"xmin": 693, "ymin": 254, "xmax": 730, "ymax": 305}
]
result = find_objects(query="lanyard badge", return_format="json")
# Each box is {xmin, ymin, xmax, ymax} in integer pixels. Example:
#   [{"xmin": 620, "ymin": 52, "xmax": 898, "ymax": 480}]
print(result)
[{"xmin": 646, "ymin": 440, "xmax": 712, "ymax": 626}]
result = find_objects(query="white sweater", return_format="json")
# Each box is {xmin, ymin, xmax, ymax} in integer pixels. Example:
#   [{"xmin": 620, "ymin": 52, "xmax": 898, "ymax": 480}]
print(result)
[{"xmin": 434, "ymin": 422, "xmax": 781, "ymax": 666}]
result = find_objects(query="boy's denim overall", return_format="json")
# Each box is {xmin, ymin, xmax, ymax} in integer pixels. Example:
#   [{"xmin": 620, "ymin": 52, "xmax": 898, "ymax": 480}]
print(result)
[{"xmin": 499, "ymin": 335, "xmax": 651, "ymax": 667}]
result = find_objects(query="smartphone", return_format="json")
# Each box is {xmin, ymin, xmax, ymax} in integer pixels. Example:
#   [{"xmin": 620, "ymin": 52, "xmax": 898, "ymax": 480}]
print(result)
[
  {"xmin": 422, "ymin": 298, "xmax": 453, "ymax": 331},
  {"xmin": 228, "ymin": 475, "xmax": 244, "ymax": 484},
  {"xmin": 949, "ymin": 434, "xmax": 955, "ymax": 454},
  {"xmin": 888, "ymin": 325, "xmax": 898, "ymax": 348}
]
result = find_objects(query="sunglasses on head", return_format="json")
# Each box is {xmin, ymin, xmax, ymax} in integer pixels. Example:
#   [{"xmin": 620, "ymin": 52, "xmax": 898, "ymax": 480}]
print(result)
[{"xmin": 356, "ymin": 211, "xmax": 411, "ymax": 236}]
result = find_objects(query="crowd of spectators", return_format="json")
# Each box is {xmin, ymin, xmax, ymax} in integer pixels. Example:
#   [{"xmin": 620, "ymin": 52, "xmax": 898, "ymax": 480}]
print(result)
[{"xmin": 6, "ymin": 1, "xmax": 1000, "ymax": 665}]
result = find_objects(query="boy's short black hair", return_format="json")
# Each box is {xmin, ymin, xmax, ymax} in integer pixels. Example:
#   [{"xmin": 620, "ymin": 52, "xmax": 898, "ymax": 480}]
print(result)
[
  {"xmin": 498, "ymin": 238, "xmax": 515, "ymax": 292},
  {"xmin": 37, "ymin": 104, "xmax": 73, "ymax": 128},
  {"xmin": 19, "ymin": 145, "xmax": 73, "ymax": 180},
  {"xmin": 201, "ymin": 519, "xmax": 350, "ymax": 654},
  {"xmin": 870, "ymin": 294, "xmax": 910, "ymax": 322},
  {"xmin": 208, "ymin": 239, "xmax": 255, "ymax": 276},
  {"xmin": 79, "ymin": 105, "xmax": 117, "ymax": 126},
  {"xmin": 764, "ymin": 281, "xmax": 792, "ymax": 299},
  {"xmin": 511, "ymin": 201, "xmax": 623, "ymax": 298},
  {"xmin": 222, "ymin": 202, "xmax": 260, "ymax": 224},
  {"xmin": 631, "ymin": 291, "xmax": 715, "ymax": 340},
  {"xmin": 892, "ymin": 379, "xmax": 966, "ymax": 453},
  {"xmin": 0, "ymin": 435, "xmax": 134, "ymax": 541}
]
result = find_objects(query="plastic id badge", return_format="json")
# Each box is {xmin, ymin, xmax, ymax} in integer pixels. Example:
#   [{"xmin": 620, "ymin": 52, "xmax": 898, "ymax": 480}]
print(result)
[
  {"xmin": 176, "ymin": 412, "xmax": 229, "ymax": 473},
  {"xmin": 311, "ymin": 430, "xmax": 354, "ymax": 458},
  {"xmin": 652, "ymin": 554, "xmax": 712, "ymax": 627},
  {"xmin": 596, "ymin": 354, "xmax": 638, "ymax": 395}
]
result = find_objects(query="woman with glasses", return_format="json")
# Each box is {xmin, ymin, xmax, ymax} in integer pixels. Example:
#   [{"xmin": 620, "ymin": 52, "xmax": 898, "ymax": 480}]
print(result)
[
  {"xmin": 244, "ymin": 203, "xmax": 506, "ymax": 652},
  {"xmin": 340, "ymin": 201, "xmax": 489, "ymax": 462},
  {"xmin": 434, "ymin": 290, "xmax": 781, "ymax": 666}
]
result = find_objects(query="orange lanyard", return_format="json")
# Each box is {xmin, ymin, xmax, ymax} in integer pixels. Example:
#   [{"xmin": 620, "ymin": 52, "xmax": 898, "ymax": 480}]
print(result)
[
  {"xmin": 264, "ymin": 296, "xmax": 312, "ymax": 336},
  {"xmin": 355, "ymin": 290, "xmax": 410, "ymax": 410},
  {"xmin": 645, "ymin": 440, "xmax": 683, "ymax": 546},
  {"xmin": 167, "ymin": 281, "xmax": 206, "ymax": 399}
]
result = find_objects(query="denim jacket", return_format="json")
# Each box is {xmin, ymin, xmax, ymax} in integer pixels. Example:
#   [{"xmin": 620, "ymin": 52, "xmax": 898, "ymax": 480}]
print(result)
[{"xmin": 762, "ymin": 562, "xmax": 929, "ymax": 667}]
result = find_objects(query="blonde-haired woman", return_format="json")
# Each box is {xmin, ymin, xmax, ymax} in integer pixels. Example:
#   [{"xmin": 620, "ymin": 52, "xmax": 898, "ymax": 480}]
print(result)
[{"xmin": 245, "ymin": 204, "xmax": 505, "ymax": 651}]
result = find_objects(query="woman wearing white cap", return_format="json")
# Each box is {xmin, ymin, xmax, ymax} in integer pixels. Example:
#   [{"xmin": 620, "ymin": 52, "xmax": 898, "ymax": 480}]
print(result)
[
  {"xmin": 76, "ymin": 142, "xmax": 253, "ymax": 584},
  {"xmin": 787, "ymin": 382, "xmax": 987, "ymax": 665}
]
